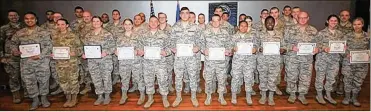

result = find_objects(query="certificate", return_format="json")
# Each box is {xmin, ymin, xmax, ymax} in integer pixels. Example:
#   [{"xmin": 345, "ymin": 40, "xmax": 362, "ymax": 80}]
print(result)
[
  {"xmin": 117, "ymin": 47, "xmax": 135, "ymax": 60},
  {"xmin": 53, "ymin": 47, "xmax": 70, "ymax": 59},
  {"xmin": 84, "ymin": 45, "xmax": 102, "ymax": 59},
  {"xmin": 297, "ymin": 43, "xmax": 316, "ymax": 55},
  {"xmin": 176, "ymin": 44, "xmax": 193, "ymax": 57},
  {"xmin": 350, "ymin": 50, "xmax": 370, "ymax": 63},
  {"xmin": 208, "ymin": 48, "xmax": 225, "ymax": 60},
  {"xmin": 329, "ymin": 41, "xmax": 346, "ymax": 53},
  {"xmin": 236, "ymin": 43, "xmax": 253, "ymax": 55},
  {"xmin": 19, "ymin": 44, "xmax": 41, "ymax": 58},
  {"xmin": 144, "ymin": 46, "xmax": 161, "ymax": 59},
  {"xmin": 262, "ymin": 42, "xmax": 280, "ymax": 55}
]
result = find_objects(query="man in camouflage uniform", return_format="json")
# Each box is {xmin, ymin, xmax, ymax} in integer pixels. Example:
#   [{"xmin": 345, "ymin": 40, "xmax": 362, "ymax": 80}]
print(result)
[
  {"xmin": 137, "ymin": 16, "xmax": 171, "ymax": 108},
  {"xmin": 341, "ymin": 19, "xmax": 369, "ymax": 106},
  {"xmin": 106, "ymin": 9, "xmax": 124, "ymax": 85},
  {"xmin": 169, "ymin": 7, "xmax": 201, "ymax": 107},
  {"xmin": 230, "ymin": 21, "xmax": 259, "ymax": 105},
  {"xmin": 11, "ymin": 12, "xmax": 52, "ymax": 110},
  {"xmin": 40, "ymin": 10, "xmax": 55, "ymax": 30},
  {"xmin": 101, "ymin": 13, "xmax": 110, "ymax": 28},
  {"xmin": 291, "ymin": 7, "xmax": 301, "ymax": 25},
  {"xmin": 0, "ymin": 9, "xmax": 25, "ymax": 104},
  {"xmin": 51, "ymin": 19, "xmax": 82, "ymax": 107},
  {"xmin": 158, "ymin": 12, "xmax": 175, "ymax": 93},
  {"xmin": 334, "ymin": 10, "xmax": 353, "ymax": 95},
  {"xmin": 284, "ymin": 12, "xmax": 319, "ymax": 105},
  {"xmin": 70, "ymin": 6, "xmax": 84, "ymax": 32},
  {"xmin": 257, "ymin": 16, "xmax": 286, "ymax": 106},
  {"xmin": 269, "ymin": 7, "xmax": 285, "ymax": 95},
  {"xmin": 82, "ymin": 17, "xmax": 115, "ymax": 105},
  {"xmin": 252, "ymin": 9, "xmax": 269, "ymax": 32},
  {"xmin": 279, "ymin": 5, "xmax": 296, "ymax": 26},
  {"xmin": 201, "ymin": 14, "xmax": 233, "ymax": 106},
  {"xmin": 77, "ymin": 11, "xmax": 94, "ymax": 95}
]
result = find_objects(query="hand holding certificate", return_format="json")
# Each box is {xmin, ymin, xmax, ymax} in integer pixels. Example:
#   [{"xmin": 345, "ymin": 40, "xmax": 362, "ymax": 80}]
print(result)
[
  {"xmin": 329, "ymin": 41, "xmax": 346, "ymax": 53},
  {"xmin": 19, "ymin": 44, "xmax": 41, "ymax": 58},
  {"xmin": 297, "ymin": 43, "xmax": 316, "ymax": 55},
  {"xmin": 350, "ymin": 50, "xmax": 370, "ymax": 63},
  {"xmin": 208, "ymin": 48, "xmax": 225, "ymax": 60},
  {"xmin": 84, "ymin": 45, "xmax": 102, "ymax": 59},
  {"xmin": 236, "ymin": 43, "xmax": 253, "ymax": 55},
  {"xmin": 144, "ymin": 46, "xmax": 161, "ymax": 59},
  {"xmin": 176, "ymin": 44, "xmax": 193, "ymax": 57},
  {"xmin": 262, "ymin": 42, "xmax": 280, "ymax": 55},
  {"xmin": 53, "ymin": 47, "xmax": 70, "ymax": 59},
  {"xmin": 117, "ymin": 47, "xmax": 135, "ymax": 60}
]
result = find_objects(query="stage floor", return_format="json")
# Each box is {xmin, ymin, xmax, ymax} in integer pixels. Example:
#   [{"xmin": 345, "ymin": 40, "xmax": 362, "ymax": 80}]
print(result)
[{"xmin": 0, "ymin": 65, "xmax": 369, "ymax": 111}]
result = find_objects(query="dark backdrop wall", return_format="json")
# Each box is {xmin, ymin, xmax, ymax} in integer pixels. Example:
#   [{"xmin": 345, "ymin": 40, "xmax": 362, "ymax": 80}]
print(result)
[{"xmin": 1, "ymin": 0, "xmax": 366, "ymax": 30}]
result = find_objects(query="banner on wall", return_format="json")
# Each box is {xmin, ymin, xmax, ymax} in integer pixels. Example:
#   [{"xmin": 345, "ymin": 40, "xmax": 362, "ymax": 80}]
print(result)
[{"xmin": 208, "ymin": 2, "xmax": 238, "ymax": 26}]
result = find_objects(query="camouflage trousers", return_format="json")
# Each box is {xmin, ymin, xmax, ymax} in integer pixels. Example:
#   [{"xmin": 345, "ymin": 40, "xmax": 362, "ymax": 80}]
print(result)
[
  {"xmin": 204, "ymin": 59, "xmax": 227, "ymax": 94},
  {"xmin": 174, "ymin": 57, "xmax": 199, "ymax": 93},
  {"xmin": 143, "ymin": 60, "xmax": 168, "ymax": 95},
  {"xmin": 285, "ymin": 54, "xmax": 313, "ymax": 94},
  {"xmin": 166, "ymin": 55, "xmax": 174, "ymax": 87},
  {"xmin": 50, "ymin": 60, "xmax": 59, "ymax": 88},
  {"xmin": 276, "ymin": 55, "xmax": 284, "ymax": 85},
  {"xmin": 79, "ymin": 59, "xmax": 92, "ymax": 85},
  {"xmin": 56, "ymin": 60, "xmax": 80, "ymax": 94},
  {"xmin": 112, "ymin": 55, "xmax": 120, "ymax": 83},
  {"xmin": 20, "ymin": 58, "xmax": 51, "ymax": 98},
  {"xmin": 4, "ymin": 60, "xmax": 23, "ymax": 92},
  {"xmin": 87, "ymin": 57, "xmax": 113, "ymax": 95},
  {"xmin": 231, "ymin": 55, "xmax": 256, "ymax": 93},
  {"xmin": 257, "ymin": 55, "xmax": 280, "ymax": 92},
  {"xmin": 119, "ymin": 59, "xmax": 145, "ymax": 92},
  {"xmin": 342, "ymin": 58, "xmax": 369, "ymax": 93},
  {"xmin": 314, "ymin": 53, "xmax": 340, "ymax": 92}
]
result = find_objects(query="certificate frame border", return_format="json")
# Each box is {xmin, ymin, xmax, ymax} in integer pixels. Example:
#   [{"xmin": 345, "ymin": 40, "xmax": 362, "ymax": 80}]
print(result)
[
  {"xmin": 236, "ymin": 42, "xmax": 253, "ymax": 55},
  {"xmin": 350, "ymin": 50, "xmax": 370, "ymax": 63},
  {"xmin": 52, "ymin": 47, "xmax": 71, "ymax": 59},
  {"xmin": 117, "ymin": 46, "xmax": 135, "ymax": 60},
  {"xmin": 297, "ymin": 43, "xmax": 316, "ymax": 55},
  {"xmin": 143, "ymin": 46, "xmax": 162, "ymax": 60},
  {"xmin": 19, "ymin": 43, "xmax": 41, "ymax": 59},
  {"xmin": 328, "ymin": 41, "xmax": 346, "ymax": 53},
  {"xmin": 176, "ymin": 44, "xmax": 194, "ymax": 57},
  {"xmin": 208, "ymin": 47, "xmax": 226, "ymax": 61},
  {"xmin": 83, "ymin": 45, "xmax": 102, "ymax": 59}
]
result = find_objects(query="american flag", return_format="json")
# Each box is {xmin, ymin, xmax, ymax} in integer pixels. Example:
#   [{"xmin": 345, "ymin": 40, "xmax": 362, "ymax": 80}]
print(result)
[{"xmin": 150, "ymin": 0, "xmax": 155, "ymax": 16}]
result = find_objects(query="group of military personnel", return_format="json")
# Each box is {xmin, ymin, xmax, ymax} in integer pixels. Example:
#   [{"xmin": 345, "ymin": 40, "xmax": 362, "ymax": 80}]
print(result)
[{"xmin": 0, "ymin": 4, "xmax": 369, "ymax": 110}]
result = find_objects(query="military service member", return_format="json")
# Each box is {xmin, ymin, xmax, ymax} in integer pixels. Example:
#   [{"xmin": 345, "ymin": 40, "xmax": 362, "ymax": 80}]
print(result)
[
  {"xmin": 101, "ymin": 13, "xmax": 110, "ymax": 28},
  {"xmin": 70, "ymin": 6, "xmax": 84, "ymax": 32}
]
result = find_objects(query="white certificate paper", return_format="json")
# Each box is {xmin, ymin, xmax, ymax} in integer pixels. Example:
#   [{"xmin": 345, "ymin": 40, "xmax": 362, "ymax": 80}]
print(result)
[
  {"xmin": 176, "ymin": 44, "xmax": 193, "ymax": 57},
  {"xmin": 262, "ymin": 42, "xmax": 280, "ymax": 55},
  {"xmin": 84, "ymin": 46, "xmax": 102, "ymax": 59},
  {"xmin": 144, "ymin": 46, "xmax": 161, "ymax": 59},
  {"xmin": 53, "ymin": 47, "xmax": 70, "ymax": 59},
  {"xmin": 236, "ymin": 43, "xmax": 253, "ymax": 55},
  {"xmin": 117, "ymin": 47, "xmax": 135, "ymax": 60},
  {"xmin": 208, "ymin": 48, "xmax": 225, "ymax": 60},
  {"xmin": 19, "ymin": 44, "xmax": 41, "ymax": 58},
  {"xmin": 329, "ymin": 41, "xmax": 346, "ymax": 53},
  {"xmin": 297, "ymin": 43, "xmax": 316, "ymax": 55},
  {"xmin": 350, "ymin": 50, "xmax": 370, "ymax": 63}
]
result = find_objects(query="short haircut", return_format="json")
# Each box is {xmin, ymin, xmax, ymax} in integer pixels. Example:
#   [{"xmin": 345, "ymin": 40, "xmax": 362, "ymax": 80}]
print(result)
[
  {"xmin": 265, "ymin": 16, "xmax": 275, "ymax": 24},
  {"xmin": 158, "ymin": 12, "xmax": 167, "ymax": 18},
  {"xmin": 270, "ymin": 7, "xmax": 279, "ymax": 12},
  {"xmin": 45, "ymin": 10, "xmax": 54, "ymax": 15},
  {"xmin": 190, "ymin": 12, "xmax": 195, "ymax": 15},
  {"xmin": 75, "ymin": 6, "xmax": 84, "ymax": 11},
  {"xmin": 112, "ymin": 9, "xmax": 120, "ymax": 15},
  {"xmin": 7, "ymin": 9, "xmax": 18, "ymax": 14},
  {"xmin": 57, "ymin": 18, "xmax": 69, "ymax": 25},
  {"xmin": 53, "ymin": 12, "xmax": 63, "ymax": 17},
  {"xmin": 239, "ymin": 13, "xmax": 246, "ymax": 17},
  {"xmin": 283, "ymin": 5, "xmax": 291, "ymax": 10},
  {"xmin": 222, "ymin": 12, "xmax": 229, "ymax": 16},
  {"xmin": 180, "ymin": 7, "xmax": 190, "ymax": 12},
  {"xmin": 261, "ymin": 9, "xmax": 269, "ymax": 14}
]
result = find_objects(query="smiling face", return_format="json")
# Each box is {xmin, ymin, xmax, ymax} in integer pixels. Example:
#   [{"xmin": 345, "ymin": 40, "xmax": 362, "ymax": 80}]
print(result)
[
  {"xmin": 283, "ymin": 7, "xmax": 291, "ymax": 16},
  {"xmin": 298, "ymin": 12, "xmax": 309, "ymax": 25},
  {"xmin": 24, "ymin": 14, "xmax": 37, "ymax": 27},
  {"xmin": 8, "ymin": 12, "xmax": 19, "ymax": 23},
  {"xmin": 327, "ymin": 16, "xmax": 338, "ymax": 29},
  {"xmin": 92, "ymin": 18, "xmax": 103, "ymax": 29},
  {"xmin": 123, "ymin": 20, "xmax": 133, "ymax": 31},
  {"xmin": 134, "ymin": 15, "xmax": 142, "ymax": 26},
  {"xmin": 265, "ymin": 17, "xmax": 275, "ymax": 31},
  {"xmin": 112, "ymin": 11, "xmax": 120, "ymax": 21},
  {"xmin": 83, "ymin": 11, "xmax": 92, "ymax": 23},
  {"xmin": 214, "ymin": 8, "xmax": 223, "ymax": 16},
  {"xmin": 53, "ymin": 13, "xmax": 62, "ymax": 23},
  {"xmin": 149, "ymin": 17, "xmax": 159, "ymax": 29},
  {"xmin": 211, "ymin": 16, "xmax": 221, "ymax": 28},
  {"xmin": 198, "ymin": 14, "xmax": 205, "ymax": 24},
  {"xmin": 270, "ymin": 9, "xmax": 279, "ymax": 19},
  {"xmin": 340, "ymin": 10, "xmax": 350, "ymax": 22},
  {"xmin": 239, "ymin": 21, "xmax": 248, "ymax": 33},
  {"xmin": 353, "ymin": 19, "xmax": 364, "ymax": 33},
  {"xmin": 180, "ymin": 9, "xmax": 190, "ymax": 21},
  {"xmin": 158, "ymin": 13, "xmax": 167, "ymax": 24},
  {"xmin": 57, "ymin": 20, "xmax": 68, "ymax": 32}
]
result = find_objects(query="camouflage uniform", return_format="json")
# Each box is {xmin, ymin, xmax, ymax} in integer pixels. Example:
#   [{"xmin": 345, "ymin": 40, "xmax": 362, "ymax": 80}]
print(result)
[
  {"xmin": 342, "ymin": 32, "xmax": 369, "ymax": 94},
  {"xmin": 201, "ymin": 28, "xmax": 232, "ymax": 94},
  {"xmin": 0, "ymin": 22, "xmax": 25, "ymax": 93},
  {"xmin": 284, "ymin": 25, "xmax": 317, "ymax": 95},
  {"xmin": 11, "ymin": 26, "xmax": 52, "ymax": 98},
  {"xmin": 116, "ymin": 32, "xmax": 145, "ymax": 92},
  {"xmin": 40, "ymin": 21, "xmax": 56, "ymax": 31},
  {"xmin": 170, "ymin": 22, "xmax": 201, "ymax": 94},
  {"xmin": 51, "ymin": 29, "xmax": 82, "ymax": 94},
  {"xmin": 252, "ymin": 20, "xmax": 264, "ymax": 33},
  {"xmin": 77, "ymin": 22, "xmax": 94, "ymax": 87},
  {"xmin": 138, "ymin": 29, "xmax": 171, "ymax": 96},
  {"xmin": 105, "ymin": 21, "xmax": 124, "ymax": 84},
  {"xmin": 82, "ymin": 29, "xmax": 115, "ymax": 95},
  {"xmin": 314, "ymin": 27, "xmax": 344, "ymax": 92},
  {"xmin": 160, "ymin": 24, "xmax": 174, "ymax": 90},
  {"xmin": 231, "ymin": 31, "xmax": 259, "ymax": 93},
  {"xmin": 70, "ymin": 18, "xmax": 83, "ymax": 32},
  {"xmin": 338, "ymin": 21, "xmax": 353, "ymax": 35},
  {"xmin": 257, "ymin": 30, "xmax": 284, "ymax": 92},
  {"xmin": 279, "ymin": 16, "xmax": 296, "ymax": 27}
]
